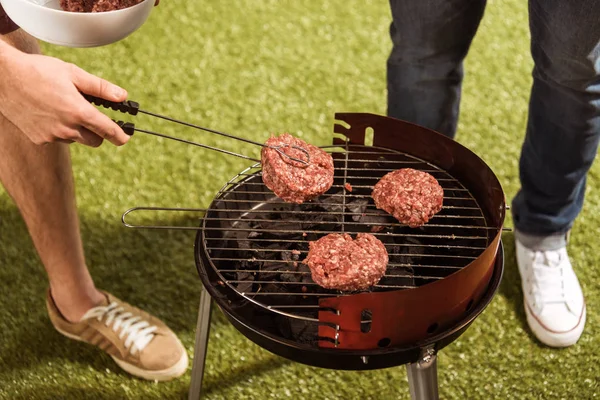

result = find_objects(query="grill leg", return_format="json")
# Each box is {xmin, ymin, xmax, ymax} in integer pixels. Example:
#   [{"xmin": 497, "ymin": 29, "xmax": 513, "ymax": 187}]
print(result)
[
  {"xmin": 188, "ymin": 288, "xmax": 213, "ymax": 400},
  {"xmin": 406, "ymin": 349, "xmax": 439, "ymax": 400}
]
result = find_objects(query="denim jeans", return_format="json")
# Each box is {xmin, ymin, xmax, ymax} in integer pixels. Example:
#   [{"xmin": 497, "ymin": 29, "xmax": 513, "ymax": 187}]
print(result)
[{"xmin": 387, "ymin": 0, "xmax": 600, "ymax": 248}]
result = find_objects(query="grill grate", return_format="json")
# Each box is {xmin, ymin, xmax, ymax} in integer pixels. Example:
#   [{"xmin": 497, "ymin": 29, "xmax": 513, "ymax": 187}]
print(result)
[{"xmin": 202, "ymin": 144, "xmax": 489, "ymax": 321}]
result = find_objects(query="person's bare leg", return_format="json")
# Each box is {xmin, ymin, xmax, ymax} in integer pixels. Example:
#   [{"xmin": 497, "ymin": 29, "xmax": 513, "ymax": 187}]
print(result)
[{"xmin": 0, "ymin": 29, "xmax": 104, "ymax": 322}]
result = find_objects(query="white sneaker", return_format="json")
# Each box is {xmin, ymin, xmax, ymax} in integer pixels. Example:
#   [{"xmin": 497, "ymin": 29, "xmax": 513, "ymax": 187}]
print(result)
[{"xmin": 515, "ymin": 238, "xmax": 586, "ymax": 347}]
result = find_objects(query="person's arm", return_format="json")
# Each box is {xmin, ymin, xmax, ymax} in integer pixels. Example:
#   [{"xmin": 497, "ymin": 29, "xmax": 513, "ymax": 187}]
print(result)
[{"xmin": 0, "ymin": 36, "xmax": 130, "ymax": 147}]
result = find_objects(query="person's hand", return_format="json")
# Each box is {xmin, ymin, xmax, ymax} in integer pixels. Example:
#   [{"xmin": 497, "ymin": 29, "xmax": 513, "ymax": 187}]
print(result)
[{"xmin": 0, "ymin": 42, "xmax": 130, "ymax": 147}]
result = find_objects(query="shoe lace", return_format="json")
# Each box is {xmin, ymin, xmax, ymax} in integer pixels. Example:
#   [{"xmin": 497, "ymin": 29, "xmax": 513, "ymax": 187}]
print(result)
[
  {"xmin": 529, "ymin": 250, "xmax": 567, "ymax": 305},
  {"xmin": 82, "ymin": 302, "xmax": 158, "ymax": 355}
]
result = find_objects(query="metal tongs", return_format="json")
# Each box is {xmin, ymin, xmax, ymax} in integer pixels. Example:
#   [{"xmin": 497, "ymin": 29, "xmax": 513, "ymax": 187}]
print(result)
[{"xmin": 83, "ymin": 94, "xmax": 311, "ymax": 165}]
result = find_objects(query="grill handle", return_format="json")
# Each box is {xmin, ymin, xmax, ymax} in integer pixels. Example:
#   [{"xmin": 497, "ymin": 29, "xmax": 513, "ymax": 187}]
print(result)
[{"xmin": 122, "ymin": 206, "xmax": 207, "ymax": 230}]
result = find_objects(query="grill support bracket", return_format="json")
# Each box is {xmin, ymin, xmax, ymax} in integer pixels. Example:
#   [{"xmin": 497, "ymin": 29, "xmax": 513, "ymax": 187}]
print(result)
[
  {"xmin": 406, "ymin": 346, "xmax": 439, "ymax": 400},
  {"xmin": 188, "ymin": 288, "xmax": 213, "ymax": 400}
]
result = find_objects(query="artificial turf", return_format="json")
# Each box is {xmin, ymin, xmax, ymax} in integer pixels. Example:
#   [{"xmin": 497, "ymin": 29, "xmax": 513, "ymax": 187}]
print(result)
[{"xmin": 0, "ymin": 0, "xmax": 598, "ymax": 399}]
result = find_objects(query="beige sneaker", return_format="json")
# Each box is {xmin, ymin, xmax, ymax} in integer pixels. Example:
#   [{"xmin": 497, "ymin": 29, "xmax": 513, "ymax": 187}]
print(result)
[{"xmin": 46, "ymin": 290, "xmax": 188, "ymax": 381}]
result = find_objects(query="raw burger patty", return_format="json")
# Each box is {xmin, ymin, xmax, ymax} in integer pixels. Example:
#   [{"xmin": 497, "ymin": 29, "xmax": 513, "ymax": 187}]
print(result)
[
  {"xmin": 261, "ymin": 133, "xmax": 334, "ymax": 204},
  {"xmin": 372, "ymin": 168, "xmax": 444, "ymax": 228},
  {"xmin": 60, "ymin": 0, "xmax": 143, "ymax": 12},
  {"xmin": 304, "ymin": 233, "xmax": 388, "ymax": 291}
]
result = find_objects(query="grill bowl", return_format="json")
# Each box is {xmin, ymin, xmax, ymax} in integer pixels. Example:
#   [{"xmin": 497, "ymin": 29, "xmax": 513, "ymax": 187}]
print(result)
[
  {"xmin": 196, "ymin": 225, "xmax": 503, "ymax": 369},
  {"xmin": 194, "ymin": 113, "xmax": 505, "ymax": 368}
]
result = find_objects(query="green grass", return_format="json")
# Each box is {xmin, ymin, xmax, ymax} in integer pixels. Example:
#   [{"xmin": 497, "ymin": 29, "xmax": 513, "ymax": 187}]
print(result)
[{"xmin": 1, "ymin": 0, "xmax": 599, "ymax": 399}]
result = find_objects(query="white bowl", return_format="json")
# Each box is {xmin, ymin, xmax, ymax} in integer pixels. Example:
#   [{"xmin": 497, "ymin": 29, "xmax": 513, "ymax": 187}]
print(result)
[{"xmin": 0, "ymin": 0, "xmax": 154, "ymax": 47}]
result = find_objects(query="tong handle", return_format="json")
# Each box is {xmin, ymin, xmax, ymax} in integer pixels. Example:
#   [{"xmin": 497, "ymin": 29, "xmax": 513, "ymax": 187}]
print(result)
[
  {"xmin": 83, "ymin": 93, "xmax": 140, "ymax": 116},
  {"xmin": 113, "ymin": 120, "xmax": 136, "ymax": 136}
]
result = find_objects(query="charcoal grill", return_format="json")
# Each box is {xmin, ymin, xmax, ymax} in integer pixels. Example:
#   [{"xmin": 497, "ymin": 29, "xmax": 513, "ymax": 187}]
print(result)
[{"xmin": 123, "ymin": 113, "xmax": 505, "ymax": 399}]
